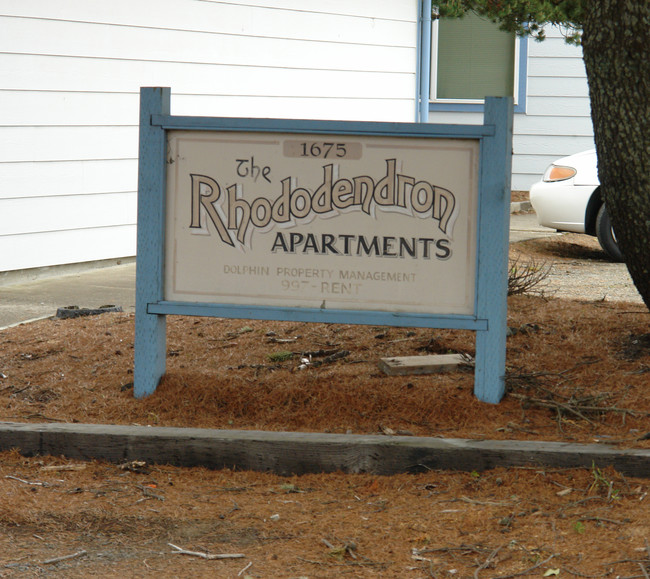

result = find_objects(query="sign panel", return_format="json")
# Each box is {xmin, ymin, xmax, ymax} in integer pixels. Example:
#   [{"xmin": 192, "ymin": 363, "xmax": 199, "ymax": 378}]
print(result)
[
  {"xmin": 136, "ymin": 90, "xmax": 512, "ymax": 402},
  {"xmin": 164, "ymin": 131, "xmax": 479, "ymax": 315}
]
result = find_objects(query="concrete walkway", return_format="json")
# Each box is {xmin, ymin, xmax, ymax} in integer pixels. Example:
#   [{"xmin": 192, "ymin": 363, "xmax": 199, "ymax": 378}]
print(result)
[
  {"xmin": 0, "ymin": 261, "xmax": 136, "ymax": 330},
  {"xmin": 508, "ymin": 210, "xmax": 559, "ymax": 243},
  {"xmin": 0, "ymin": 212, "xmax": 550, "ymax": 330}
]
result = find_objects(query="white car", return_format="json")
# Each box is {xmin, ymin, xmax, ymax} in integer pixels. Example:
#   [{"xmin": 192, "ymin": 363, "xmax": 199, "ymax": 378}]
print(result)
[{"xmin": 529, "ymin": 149, "xmax": 623, "ymax": 261}]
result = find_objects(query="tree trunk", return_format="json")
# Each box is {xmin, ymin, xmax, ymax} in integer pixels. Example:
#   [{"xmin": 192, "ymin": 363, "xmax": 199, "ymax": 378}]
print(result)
[{"xmin": 581, "ymin": 2, "xmax": 650, "ymax": 310}]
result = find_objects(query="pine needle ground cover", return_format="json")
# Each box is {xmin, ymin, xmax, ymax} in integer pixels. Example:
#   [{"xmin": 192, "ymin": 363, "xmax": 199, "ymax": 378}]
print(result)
[{"xmin": 1, "ymin": 234, "xmax": 649, "ymax": 577}]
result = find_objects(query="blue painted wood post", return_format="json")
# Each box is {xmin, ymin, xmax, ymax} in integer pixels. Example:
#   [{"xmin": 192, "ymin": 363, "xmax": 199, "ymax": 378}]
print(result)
[
  {"xmin": 474, "ymin": 97, "xmax": 513, "ymax": 403},
  {"xmin": 134, "ymin": 87, "xmax": 170, "ymax": 398}
]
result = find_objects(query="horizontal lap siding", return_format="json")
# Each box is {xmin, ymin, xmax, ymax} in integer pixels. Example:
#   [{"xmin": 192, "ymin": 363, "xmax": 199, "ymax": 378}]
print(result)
[
  {"xmin": 0, "ymin": 160, "xmax": 137, "ymax": 200},
  {"xmin": 0, "ymin": 227, "xmax": 137, "ymax": 273},
  {"xmin": 1, "ymin": 192, "xmax": 137, "ymax": 237},
  {"xmin": 512, "ymin": 27, "xmax": 593, "ymax": 190},
  {"xmin": 3, "ymin": 54, "xmax": 413, "ymax": 99},
  {"xmin": 1, "ymin": 127, "xmax": 139, "ymax": 163},
  {"xmin": 0, "ymin": 0, "xmax": 417, "ymax": 271}
]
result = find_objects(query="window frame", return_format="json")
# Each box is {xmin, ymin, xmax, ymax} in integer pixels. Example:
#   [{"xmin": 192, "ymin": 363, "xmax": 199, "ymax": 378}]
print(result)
[{"xmin": 429, "ymin": 16, "xmax": 528, "ymax": 114}]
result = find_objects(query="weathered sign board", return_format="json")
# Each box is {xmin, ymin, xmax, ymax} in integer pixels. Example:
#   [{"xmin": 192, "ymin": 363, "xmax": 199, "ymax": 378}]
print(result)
[
  {"xmin": 135, "ymin": 88, "xmax": 513, "ymax": 403},
  {"xmin": 166, "ymin": 132, "xmax": 477, "ymax": 315}
]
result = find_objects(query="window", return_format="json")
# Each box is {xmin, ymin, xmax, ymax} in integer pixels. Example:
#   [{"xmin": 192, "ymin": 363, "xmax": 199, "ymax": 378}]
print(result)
[{"xmin": 430, "ymin": 11, "xmax": 527, "ymax": 112}]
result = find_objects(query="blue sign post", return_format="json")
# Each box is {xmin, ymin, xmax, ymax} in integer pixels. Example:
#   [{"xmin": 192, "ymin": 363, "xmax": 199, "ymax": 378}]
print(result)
[{"xmin": 135, "ymin": 87, "xmax": 512, "ymax": 403}]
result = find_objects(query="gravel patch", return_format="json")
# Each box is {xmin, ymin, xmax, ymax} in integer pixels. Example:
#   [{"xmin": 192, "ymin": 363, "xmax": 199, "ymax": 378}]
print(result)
[
  {"xmin": 510, "ymin": 211, "xmax": 644, "ymax": 305},
  {"xmin": 543, "ymin": 260, "xmax": 643, "ymax": 303}
]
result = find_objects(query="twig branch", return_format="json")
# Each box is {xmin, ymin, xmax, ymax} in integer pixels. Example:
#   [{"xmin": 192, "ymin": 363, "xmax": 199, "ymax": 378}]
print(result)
[
  {"xmin": 238, "ymin": 561, "xmax": 253, "ymax": 576},
  {"xmin": 168, "ymin": 543, "xmax": 244, "ymax": 560},
  {"xmin": 5, "ymin": 475, "xmax": 46, "ymax": 486},
  {"xmin": 42, "ymin": 550, "xmax": 88, "ymax": 565},
  {"xmin": 135, "ymin": 484, "xmax": 164, "ymax": 502},
  {"xmin": 40, "ymin": 464, "xmax": 87, "ymax": 472},
  {"xmin": 559, "ymin": 565, "xmax": 608, "ymax": 577},
  {"xmin": 321, "ymin": 538, "xmax": 336, "ymax": 550},
  {"xmin": 494, "ymin": 553, "xmax": 557, "ymax": 578},
  {"xmin": 459, "ymin": 496, "xmax": 512, "ymax": 507},
  {"xmin": 474, "ymin": 544, "xmax": 504, "ymax": 578},
  {"xmin": 510, "ymin": 392, "xmax": 639, "ymax": 424}
]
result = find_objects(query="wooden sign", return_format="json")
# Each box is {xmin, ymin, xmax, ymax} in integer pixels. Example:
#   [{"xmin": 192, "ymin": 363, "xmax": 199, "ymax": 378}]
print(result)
[{"xmin": 135, "ymin": 88, "xmax": 513, "ymax": 403}]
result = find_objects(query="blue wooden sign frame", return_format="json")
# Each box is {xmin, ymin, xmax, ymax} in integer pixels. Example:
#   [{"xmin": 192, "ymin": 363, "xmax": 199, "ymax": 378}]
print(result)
[{"xmin": 135, "ymin": 87, "xmax": 513, "ymax": 403}]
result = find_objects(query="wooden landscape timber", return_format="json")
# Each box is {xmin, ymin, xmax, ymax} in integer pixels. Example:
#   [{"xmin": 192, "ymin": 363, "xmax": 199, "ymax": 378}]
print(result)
[{"xmin": 0, "ymin": 422, "xmax": 648, "ymax": 478}]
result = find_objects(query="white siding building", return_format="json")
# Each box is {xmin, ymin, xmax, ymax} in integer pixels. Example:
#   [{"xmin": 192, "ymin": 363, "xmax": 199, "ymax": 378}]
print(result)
[
  {"xmin": 0, "ymin": 1, "xmax": 592, "ymax": 273},
  {"xmin": 514, "ymin": 27, "xmax": 593, "ymax": 190}
]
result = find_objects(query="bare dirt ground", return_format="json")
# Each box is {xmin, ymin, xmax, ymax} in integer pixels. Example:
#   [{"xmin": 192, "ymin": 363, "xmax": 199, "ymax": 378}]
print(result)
[{"xmin": 0, "ymin": 233, "xmax": 649, "ymax": 578}]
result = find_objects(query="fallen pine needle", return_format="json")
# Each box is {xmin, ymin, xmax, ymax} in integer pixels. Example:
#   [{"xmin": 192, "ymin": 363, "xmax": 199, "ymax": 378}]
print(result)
[{"xmin": 168, "ymin": 543, "xmax": 245, "ymax": 560}]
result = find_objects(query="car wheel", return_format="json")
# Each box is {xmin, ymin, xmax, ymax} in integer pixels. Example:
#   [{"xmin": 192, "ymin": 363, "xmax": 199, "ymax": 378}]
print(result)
[{"xmin": 596, "ymin": 204, "xmax": 624, "ymax": 262}]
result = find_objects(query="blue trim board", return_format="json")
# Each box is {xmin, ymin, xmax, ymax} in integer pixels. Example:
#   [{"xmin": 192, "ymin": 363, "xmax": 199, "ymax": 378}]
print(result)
[
  {"xmin": 151, "ymin": 114, "xmax": 495, "ymax": 138},
  {"xmin": 134, "ymin": 88, "xmax": 169, "ymax": 399},
  {"xmin": 135, "ymin": 89, "xmax": 513, "ymax": 403},
  {"xmin": 418, "ymin": 0, "xmax": 432, "ymax": 123},
  {"xmin": 516, "ymin": 36, "xmax": 529, "ymax": 113},
  {"xmin": 415, "ymin": 0, "xmax": 422, "ymax": 122},
  {"xmin": 147, "ymin": 302, "xmax": 489, "ymax": 332},
  {"xmin": 473, "ymin": 97, "xmax": 513, "ymax": 403}
]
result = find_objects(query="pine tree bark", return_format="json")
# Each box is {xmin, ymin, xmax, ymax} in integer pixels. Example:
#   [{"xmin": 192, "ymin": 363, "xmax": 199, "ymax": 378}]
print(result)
[{"xmin": 581, "ymin": 2, "xmax": 650, "ymax": 309}]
